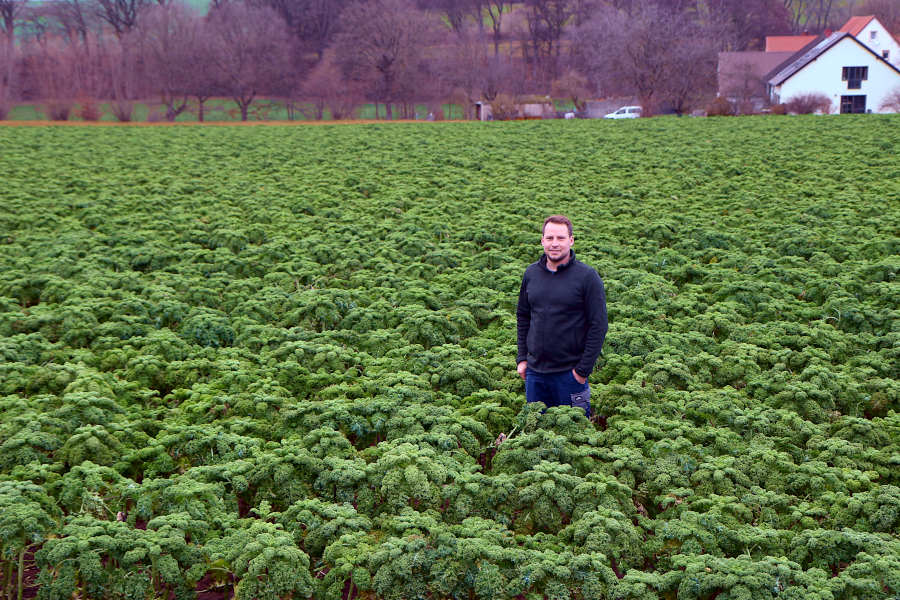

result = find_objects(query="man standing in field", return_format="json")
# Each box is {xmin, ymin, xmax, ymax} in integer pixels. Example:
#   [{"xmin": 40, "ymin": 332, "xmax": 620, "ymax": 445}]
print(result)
[{"xmin": 516, "ymin": 215, "xmax": 608, "ymax": 417}]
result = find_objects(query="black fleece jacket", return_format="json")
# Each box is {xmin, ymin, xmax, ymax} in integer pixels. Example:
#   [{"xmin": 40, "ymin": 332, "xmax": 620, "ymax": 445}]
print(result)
[{"xmin": 516, "ymin": 251, "xmax": 608, "ymax": 378}]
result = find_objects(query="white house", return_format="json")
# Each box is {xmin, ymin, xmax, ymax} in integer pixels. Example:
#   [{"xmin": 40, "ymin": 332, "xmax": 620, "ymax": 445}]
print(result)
[
  {"xmin": 839, "ymin": 16, "xmax": 900, "ymax": 68},
  {"xmin": 767, "ymin": 32, "xmax": 900, "ymax": 113}
]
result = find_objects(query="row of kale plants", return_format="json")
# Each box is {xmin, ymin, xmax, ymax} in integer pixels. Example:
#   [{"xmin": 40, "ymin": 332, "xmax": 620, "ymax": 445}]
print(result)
[{"xmin": 1, "ymin": 117, "xmax": 898, "ymax": 599}]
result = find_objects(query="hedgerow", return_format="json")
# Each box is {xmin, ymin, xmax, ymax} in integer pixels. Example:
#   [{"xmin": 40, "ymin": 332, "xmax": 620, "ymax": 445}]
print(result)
[{"xmin": 0, "ymin": 116, "xmax": 898, "ymax": 599}]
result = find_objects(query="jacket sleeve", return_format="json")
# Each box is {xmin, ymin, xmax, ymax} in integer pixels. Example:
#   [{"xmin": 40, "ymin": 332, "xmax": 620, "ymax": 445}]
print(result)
[
  {"xmin": 575, "ymin": 270, "xmax": 608, "ymax": 378},
  {"xmin": 516, "ymin": 272, "xmax": 531, "ymax": 365}
]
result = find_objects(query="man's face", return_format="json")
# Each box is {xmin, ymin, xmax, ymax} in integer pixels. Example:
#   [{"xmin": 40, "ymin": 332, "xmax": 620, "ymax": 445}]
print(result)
[{"xmin": 541, "ymin": 222, "xmax": 573, "ymax": 263}]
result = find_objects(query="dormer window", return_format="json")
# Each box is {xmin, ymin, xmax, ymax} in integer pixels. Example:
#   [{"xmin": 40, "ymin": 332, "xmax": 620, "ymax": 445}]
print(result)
[{"xmin": 842, "ymin": 66, "xmax": 868, "ymax": 89}]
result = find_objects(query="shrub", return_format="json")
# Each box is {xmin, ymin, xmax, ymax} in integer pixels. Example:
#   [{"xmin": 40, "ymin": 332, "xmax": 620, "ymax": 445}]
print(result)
[
  {"xmin": 77, "ymin": 97, "xmax": 101, "ymax": 121},
  {"xmin": 786, "ymin": 93, "xmax": 831, "ymax": 114},
  {"xmin": 327, "ymin": 87, "xmax": 360, "ymax": 120},
  {"xmin": 490, "ymin": 94, "xmax": 518, "ymax": 121},
  {"xmin": 110, "ymin": 100, "xmax": 133, "ymax": 122},
  {"xmin": 878, "ymin": 87, "xmax": 900, "ymax": 112},
  {"xmin": 46, "ymin": 101, "xmax": 72, "ymax": 121},
  {"xmin": 706, "ymin": 96, "xmax": 735, "ymax": 116},
  {"xmin": 770, "ymin": 103, "xmax": 787, "ymax": 115},
  {"xmin": 735, "ymin": 100, "xmax": 758, "ymax": 116}
]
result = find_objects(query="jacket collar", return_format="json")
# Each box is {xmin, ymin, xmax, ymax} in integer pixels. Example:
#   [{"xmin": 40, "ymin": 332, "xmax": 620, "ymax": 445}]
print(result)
[{"xmin": 539, "ymin": 250, "xmax": 576, "ymax": 272}]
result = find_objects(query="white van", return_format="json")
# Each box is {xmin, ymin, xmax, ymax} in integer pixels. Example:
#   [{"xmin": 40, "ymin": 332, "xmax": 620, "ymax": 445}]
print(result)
[{"xmin": 604, "ymin": 106, "xmax": 642, "ymax": 119}]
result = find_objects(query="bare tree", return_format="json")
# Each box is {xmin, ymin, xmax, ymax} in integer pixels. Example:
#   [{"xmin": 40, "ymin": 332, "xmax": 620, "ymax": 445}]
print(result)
[
  {"xmin": 0, "ymin": 39, "xmax": 10, "ymax": 117},
  {"xmin": 0, "ymin": 1, "xmax": 25, "ymax": 48},
  {"xmin": 20, "ymin": 3, "xmax": 115, "ymax": 110},
  {"xmin": 60, "ymin": 0, "xmax": 91, "ymax": 42},
  {"xmin": 298, "ymin": 50, "xmax": 364, "ymax": 119},
  {"xmin": 708, "ymin": 0, "xmax": 792, "ymax": 49},
  {"xmin": 552, "ymin": 69, "xmax": 591, "ymax": 112},
  {"xmin": 782, "ymin": 0, "xmax": 810, "ymax": 31},
  {"xmin": 44, "ymin": 0, "xmax": 103, "ymax": 43},
  {"xmin": 187, "ymin": 31, "xmax": 219, "ymax": 121},
  {"xmin": 572, "ymin": 5, "xmax": 662, "ymax": 104},
  {"xmin": 399, "ymin": 46, "xmax": 442, "ymax": 118},
  {"xmin": 206, "ymin": 1, "xmax": 293, "ymax": 121},
  {"xmin": 878, "ymin": 86, "xmax": 900, "ymax": 112},
  {"xmin": 470, "ymin": 0, "xmax": 485, "ymax": 34},
  {"xmin": 94, "ymin": 0, "xmax": 157, "ymax": 37},
  {"xmin": 440, "ymin": 38, "xmax": 520, "ymax": 104},
  {"xmin": 417, "ymin": 0, "xmax": 473, "ymax": 33},
  {"xmin": 720, "ymin": 60, "xmax": 768, "ymax": 113},
  {"xmin": 131, "ymin": 2, "xmax": 202, "ymax": 121},
  {"xmin": 102, "ymin": 34, "xmax": 144, "ymax": 119},
  {"xmin": 573, "ymin": 3, "xmax": 719, "ymax": 114},
  {"xmin": 781, "ymin": 0, "xmax": 806, "ymax": 34},
  {"xmin": 298, "ymin": 53, "xmax": 332, "ymax": 119},
  {"xmin": 438, "ymin": 32, "xmax": 480, "ymax": 114},
  {"xmin": 28, "ymin": 0, "xmax": 113, "ymax": 104},
  {"xmin": 435, "ymin": 32, "xmax": 491, "ymax": 118},
  {"xmin": 164, "ymin": 15, "xmax": 219, "ymax": 121},
  {"xmin": 333, "ymin": 0, "xmax": 439, "ymax": 119},
  {"xmin": 663, "ymin": 36, "xmax": 719, "ymax": 113},
  {"xmin": 41, "ymin": 0, "xmax": 153, "ymax": 120},
  {"xmin": 247, "ymin": 0, "xmax": 352, "ymax": 61},
  {"xmin": 295, "ymin": 0, "xmax": 353, "ymax": 60},
  {"xmin": 522, "ymin": 0, "xmax": 575, "ymax": 84},
  {"xmin": 0, "ymin": 0, "xmax": 26, "ymax": 114},
  {"xmin": 569, "ymin": 0, "xmax": 601, "ymax": 26},
  {"xmin": 782, "ymin": 0, "xmax": 839, "ymax": 32},
  {"xmin": 809, "ymin": 0, "xmax": 838, "ymax": 30},
  {"xmin": 481, "ymin": 54, "xmax": 515, "ymax": 99},
  {"xmin": 23, "ymin": 35, "xmax": 80, "ymax": 119},
  {"xmin": 857, "ymin": 0, "xmax": 900, "ymax": 32},
  {"xmin": 484, "ymin": 0, "xmax": 509, "ymax": 55}
]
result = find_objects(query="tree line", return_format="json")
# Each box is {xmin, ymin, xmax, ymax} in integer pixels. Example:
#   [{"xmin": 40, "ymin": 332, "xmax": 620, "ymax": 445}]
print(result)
[{"xmin": 0, "ymin": 0, "xmax": 896, "ymax": 120}]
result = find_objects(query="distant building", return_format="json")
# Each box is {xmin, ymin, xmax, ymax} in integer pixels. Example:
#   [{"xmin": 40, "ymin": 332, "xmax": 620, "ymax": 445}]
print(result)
[
  {"xmin": 474, "ymin": 102, "xmax": 492, "ymax": 121},
  {"xmin": 718, "ymin": 16, "xmax": 900, "ymax": 113},
  {"xmin": 473, "ymin": 101, "xmax": 554, "ymax": 121},
  {"xmin": 838, "ymin": 15, "xmax": 900, "ymax": 67},
  {"xmin": 767, "ymin": 32, "xmax": 900, "ymax": 113}
]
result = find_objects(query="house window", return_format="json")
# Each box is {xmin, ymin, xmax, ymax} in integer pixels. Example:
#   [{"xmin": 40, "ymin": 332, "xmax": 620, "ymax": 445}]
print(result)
[
  {"xmin": 842, "ymin": 66, "xmax": 868, "ymax": 89},
  {"xmin": 870, "ymin": 30, "xmax": 877, "ymax": 40},
  {"xmin": 840, "ymin": 95, "xmax": 866, "ymax": 114},
  {"xmin": 884, "ymin": 50, "xmax": 890, "ymax": 60}
]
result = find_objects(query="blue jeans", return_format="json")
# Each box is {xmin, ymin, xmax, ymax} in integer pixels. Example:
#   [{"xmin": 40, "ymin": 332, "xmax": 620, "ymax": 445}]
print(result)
[{"xmin": 525, "ymin": 368, "xmax": 591, "ymax": 417}]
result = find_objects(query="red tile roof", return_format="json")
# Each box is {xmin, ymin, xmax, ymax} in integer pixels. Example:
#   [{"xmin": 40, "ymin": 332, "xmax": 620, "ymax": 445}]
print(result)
[
  {"xmin": 765, "ymin": 35, "xmax": 818, "ymax": 52},
  {"xmin": 839, "ymin": 15, "xmax": 874, "ymax": 36}
]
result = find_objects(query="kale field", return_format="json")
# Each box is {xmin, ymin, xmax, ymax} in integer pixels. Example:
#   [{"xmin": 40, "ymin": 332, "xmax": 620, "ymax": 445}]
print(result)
[{"xmin": 1, "ymin": 117, "xmax": 898, "ymax": 600}]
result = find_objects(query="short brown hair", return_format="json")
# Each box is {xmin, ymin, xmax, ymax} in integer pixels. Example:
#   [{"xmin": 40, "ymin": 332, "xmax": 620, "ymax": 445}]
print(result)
[{"xmin": 542, "ymin": 215, "xmax": 573, "ymax": 237}]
